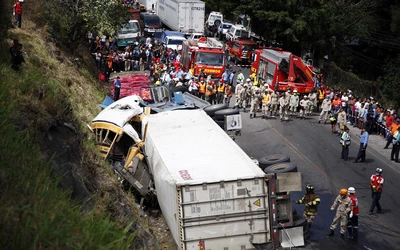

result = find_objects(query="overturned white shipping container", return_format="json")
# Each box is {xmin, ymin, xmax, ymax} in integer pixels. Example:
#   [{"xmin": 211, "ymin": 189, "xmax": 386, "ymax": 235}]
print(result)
[{"xmin": 143, "ymin": 110, "xmax": 271, "ymax": 249}]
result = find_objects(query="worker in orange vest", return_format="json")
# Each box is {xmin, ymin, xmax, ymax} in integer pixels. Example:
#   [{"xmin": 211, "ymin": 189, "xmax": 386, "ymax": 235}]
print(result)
[
  {"xmin": 13, "ymin": 0, "xmax": 23, "ymax": 28},
  {"xmin": 217, "ymin": 79, "xmax": 225, "ymax": 104},
  {"xmin": 205, "ymin": 80, "xmax": 217, "ymax": 105},
  {"xmin": 198, "ymin": 77, "xmax": 206, "ymax": 100}
]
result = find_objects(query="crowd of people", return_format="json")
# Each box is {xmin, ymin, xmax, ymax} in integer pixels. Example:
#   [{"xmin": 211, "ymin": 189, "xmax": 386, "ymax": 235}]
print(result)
[{"xmin": 91, "ymin": 35, "xmax": 188, "ymax": 82}]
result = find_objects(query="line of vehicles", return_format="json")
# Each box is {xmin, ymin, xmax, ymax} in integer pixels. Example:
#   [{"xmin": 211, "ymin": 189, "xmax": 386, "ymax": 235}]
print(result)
[{"xmin": 115, "ymin": 0, "xmax": 317, "ymax": 94}]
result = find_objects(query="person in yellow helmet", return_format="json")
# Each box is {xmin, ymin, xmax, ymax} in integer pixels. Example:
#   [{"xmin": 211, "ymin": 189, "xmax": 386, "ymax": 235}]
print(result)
[{"xmin": 327, "ymin": 188, "xmax": 353, "ymax": 239}]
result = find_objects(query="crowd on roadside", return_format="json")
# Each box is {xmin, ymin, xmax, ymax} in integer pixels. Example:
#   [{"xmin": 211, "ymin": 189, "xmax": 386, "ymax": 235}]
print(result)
[{"xmin": 90, "ymin": 35, "xmax": 187, "ymax": 82}]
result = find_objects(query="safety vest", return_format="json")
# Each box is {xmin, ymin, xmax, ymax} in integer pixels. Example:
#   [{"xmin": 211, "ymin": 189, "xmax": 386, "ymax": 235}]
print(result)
[
  {"xmin": 370, "ymin": 174, "xmax": 384, "ymax": 192},
  {"xmin": 15, "ymin": 2, "xmax": 22, "ymax": 15},
  {"xmin": 393, "ymin": 130, "xmax": 399, "ymax": 145},
  {"xmin": 349, "ymin": 194, "xmax": 359, "ymax": 215},
  {"xmin": 340, "ymin": 132, "xmax": 351, "ymax": 146},
  {"xmin": 198, "ymin": 82, "xmax": 206, "ymax": 93},
  {"xmin": 217, "ymin": 84, "xmax": 225, "ymax": 93},
  {"xmin": 225, "ymin": 85, "xmax": 232, "ymax": 97},
  {"xmin": 318, "ymin": 90, "xmax": 324, "ymax": 100},
  {"xmin": 205, "ymin": 84, "xmax": 216, "ymax": 96},
  {"xmin": 262, "ymin": 95, "xmax": 269, "ymax": 104}
]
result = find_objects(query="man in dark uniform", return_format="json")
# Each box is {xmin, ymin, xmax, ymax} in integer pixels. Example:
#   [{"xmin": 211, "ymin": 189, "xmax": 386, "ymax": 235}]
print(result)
[{"xmin": 294, "ymin": 184, "xmax": 321, "ymax": 229}]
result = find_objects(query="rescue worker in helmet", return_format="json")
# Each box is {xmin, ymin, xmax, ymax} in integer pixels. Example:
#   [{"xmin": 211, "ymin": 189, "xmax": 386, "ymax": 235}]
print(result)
[
  {"xmin": 289, "ymin": 89, "xmax": 299, "ymax": 117},
  {"xmin": 269, "ymin": 90, "xmax": 279, "ymax": 116},
  {"xmin": 328, "ymin": 188, "xmax": 353, "ymax": 239},
  {"xmin": 198, "ymin": 77, "xmax": 206, "ymax": 100},
  {"xmin": 294, "ymin": 184, "xmax": 321, "ymax": 229},
  {"xmin": 234, "ymin": 80, "xmax": 244, "ymax": 109},
  {"xmin": 347, "ymin": 187, "xmax": 359, "ymax": 240},
  {"xmin": 369, "ymin": 168, "xmax": 384, "ymax": 214},
  {"xmin": 278, "ymin": 91, "xmax": 290, "ymax": 121},
  {"xmin": 250, "ymin": 86, "xmax": 261, "ymax": 119}
]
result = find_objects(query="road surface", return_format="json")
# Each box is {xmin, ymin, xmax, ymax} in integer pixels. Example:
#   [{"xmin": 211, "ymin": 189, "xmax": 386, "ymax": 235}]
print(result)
[{"xmin": 232, "ymin": 91, "xmax": 400, "ymax": 249}]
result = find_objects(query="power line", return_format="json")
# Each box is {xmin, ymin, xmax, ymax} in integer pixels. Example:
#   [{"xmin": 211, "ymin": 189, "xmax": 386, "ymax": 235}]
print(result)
[
  {"xmin": 336, "ymin": 44, "xmax": 384, "ymax": 70},
  {"xmin": 337, "ymin": 43, "xmax": 384, "ymax": 64}
]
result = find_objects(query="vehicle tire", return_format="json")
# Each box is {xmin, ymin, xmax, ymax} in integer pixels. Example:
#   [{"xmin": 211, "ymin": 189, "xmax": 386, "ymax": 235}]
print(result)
[
  {"xmin": 214, "ymin": 108, "xmax": 240, "ymax": 121},
  {"xmin": 215, "ymin": 120, "xmax": 225, "ymax": 129},
  {"xmin": 204, "ymin": 103, "xmax": 228, "ymax": 117},
  {"xmin": 172, "ymin": 86, "xmax": 188, "ymax": 96},
  {"xmin": 258, "ymin": 154, "xmax": 290, "ymax": 170},
  {"xmin": 263, "ymin": 163, "xmax": 297, "ymax": 174},
  {"xmin": 214, "ymin": 20, "xmax": 221, "ymax": 28}
]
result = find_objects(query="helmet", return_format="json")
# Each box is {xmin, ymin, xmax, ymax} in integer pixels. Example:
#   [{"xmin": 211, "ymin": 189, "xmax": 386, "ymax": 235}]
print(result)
[
  {"xmin": 200, "ymin": 77, "xmax": 204, "ymax": 81},
  {"xmin": 348, "ymin": 187, "xmax": 356, "ymax": 194},
  {"xmin": 306, "ymin": 184, "xmax": 314, "ymax": 191},
  {"xmin": 219, "ymin": 79, "xmax": 223, "ymax": 83},
  {"xmin": 304, "ymin": 95, "xmax": 308, "ymax": 98},
  {"xmin": 293, "ymin": 89, "xmax": 298, "ymax": 93},
  {"xmin": 340, "ymin": 189, "xmax": 348, "ymax": 196},
  {"xmin": 246, "ymin": 78, "xmax": 251, "ymax": 82},
  {"xmin": 375, "ymin": 168, "xmax": 383, "ymax": 175}
]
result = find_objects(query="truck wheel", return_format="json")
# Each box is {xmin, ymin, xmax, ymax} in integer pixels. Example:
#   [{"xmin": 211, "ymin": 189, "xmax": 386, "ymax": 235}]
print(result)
[
  {"xmin": 172, "ymin": 86, "xmax": 188, "ymax": 96},
  {"xmin": 263, "ymin": 163, "xmax": 297, "ymax": 174},
  {"xmin": 215, "ymin": 120, "xmax": 225, "ymax": 128},
  {"xmin": 214, "ymin": 108, "xmax": 240, "ymax": 121},
  {"xmin": 258, "ymin": 154, "xmax": 290, "ymax": 170},
  {"xmin": 204, "ymin": 103, "xmax": 228, "ymax": 117}
]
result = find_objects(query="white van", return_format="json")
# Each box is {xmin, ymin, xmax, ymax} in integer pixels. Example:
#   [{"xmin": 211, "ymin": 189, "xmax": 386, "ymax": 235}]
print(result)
[{"xmin": 226, "ymin": 24, "xmax": 249, "ymax": 41}]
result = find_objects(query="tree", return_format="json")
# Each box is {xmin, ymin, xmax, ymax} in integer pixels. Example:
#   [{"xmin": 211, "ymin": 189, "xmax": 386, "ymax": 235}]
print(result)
[{"xmin": 34, "ymin": 0, "xmax": 129, "ymax": 53}]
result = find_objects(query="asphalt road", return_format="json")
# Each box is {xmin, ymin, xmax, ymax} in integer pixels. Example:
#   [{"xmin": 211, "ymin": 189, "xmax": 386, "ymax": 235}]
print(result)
[{"xmin": 230, "ymin": 66, "xmax": 400, "ymax": 250}]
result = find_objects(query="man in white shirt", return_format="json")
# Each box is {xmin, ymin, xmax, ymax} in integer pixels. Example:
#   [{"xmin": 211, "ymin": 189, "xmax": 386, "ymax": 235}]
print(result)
[{"xmin": 354, "ymin": 98, "xmax": 361, "ymax": 127}]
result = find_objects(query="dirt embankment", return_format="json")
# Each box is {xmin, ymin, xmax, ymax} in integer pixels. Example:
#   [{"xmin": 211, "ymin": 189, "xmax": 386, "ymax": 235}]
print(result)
[{"xmin": 8, "ymin": 19, "xmax": 175, "ymax": 249}]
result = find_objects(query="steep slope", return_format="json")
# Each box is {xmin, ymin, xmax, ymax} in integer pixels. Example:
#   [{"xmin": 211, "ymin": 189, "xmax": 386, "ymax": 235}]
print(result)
[{"xmin": 0, "ymin": 16, "xmax": 173, "ymax": 250}]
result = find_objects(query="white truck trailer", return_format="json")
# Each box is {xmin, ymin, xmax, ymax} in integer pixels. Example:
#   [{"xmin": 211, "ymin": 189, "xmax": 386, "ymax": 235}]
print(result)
[
  {"xmin": 157, "ymin": 0, "xmax": 205, "ymax": 34},
  {"xmin": 142, "ymin": 109, "xmax": 302, "ymax": 249}
]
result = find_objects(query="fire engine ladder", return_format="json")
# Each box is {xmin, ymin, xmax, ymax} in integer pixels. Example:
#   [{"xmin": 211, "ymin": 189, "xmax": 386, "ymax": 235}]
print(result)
[{"xmin": 267, "ymin": 174, "xmax": 294, "ymax": 249}]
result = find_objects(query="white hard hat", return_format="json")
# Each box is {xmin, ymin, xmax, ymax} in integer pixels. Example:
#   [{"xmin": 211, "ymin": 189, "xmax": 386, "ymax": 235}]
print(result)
[
  {"xmin": 304, "ymin": 95, "xmax": 308, "ymax": 98},
  {"xmin": 293, "ymin": 89, "xmax": 298, "ymax": 93},
  {"xmin": 348, "ymin": 187, "xmax": 355, "ymax": 194},
  {"xmin": 246, "ymin": 78, "xmax": 251, "ymax": 82},
  {"xmin": 19, "ymin": 0, "xmax": 24, "ymax": 2}
]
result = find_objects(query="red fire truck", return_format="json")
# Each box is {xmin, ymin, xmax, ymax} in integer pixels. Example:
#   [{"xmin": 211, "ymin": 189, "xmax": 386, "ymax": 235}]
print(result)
[
  {"xmin": 250, "ymin": 49, "xmax": 315, "ymax": 93},
  {"xmin": 226, "ymin": 38, "xmax": 258, "ymax": 65},
  {"xmin": 181, "ymin": 37, "xmax": 225, "ymax": 79}
]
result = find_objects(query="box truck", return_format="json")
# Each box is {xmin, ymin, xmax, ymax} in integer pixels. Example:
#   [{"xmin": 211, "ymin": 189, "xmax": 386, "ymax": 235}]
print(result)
[
  {"xmin": 157, "ymin": 0, "xmax": 205, "ymax": 34},
  {"xmin": 91, "ymin": 91, "xmax": 305, "ymax": 249}
]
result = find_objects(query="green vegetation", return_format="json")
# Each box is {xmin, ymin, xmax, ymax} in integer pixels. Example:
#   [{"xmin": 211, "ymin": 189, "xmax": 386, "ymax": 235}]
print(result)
[
  {"xmin": 0, "ymin": 58, "xmax": 135, "ymax": 249},
  {"xmin": 0, "ymin": 3, "xmax": 142, "ymax": 249}
]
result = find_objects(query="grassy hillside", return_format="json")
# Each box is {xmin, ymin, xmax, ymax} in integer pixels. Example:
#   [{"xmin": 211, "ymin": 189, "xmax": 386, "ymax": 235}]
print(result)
[{"xmin": 0, "ymin": 12, "xmax": 171, "ymax": 250}]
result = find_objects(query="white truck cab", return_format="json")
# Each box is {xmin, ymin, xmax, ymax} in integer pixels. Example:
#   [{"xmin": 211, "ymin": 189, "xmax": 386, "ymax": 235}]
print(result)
[{"xmin": 226, "ymin": 24, "xmax": 249, "ymax": 41}]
